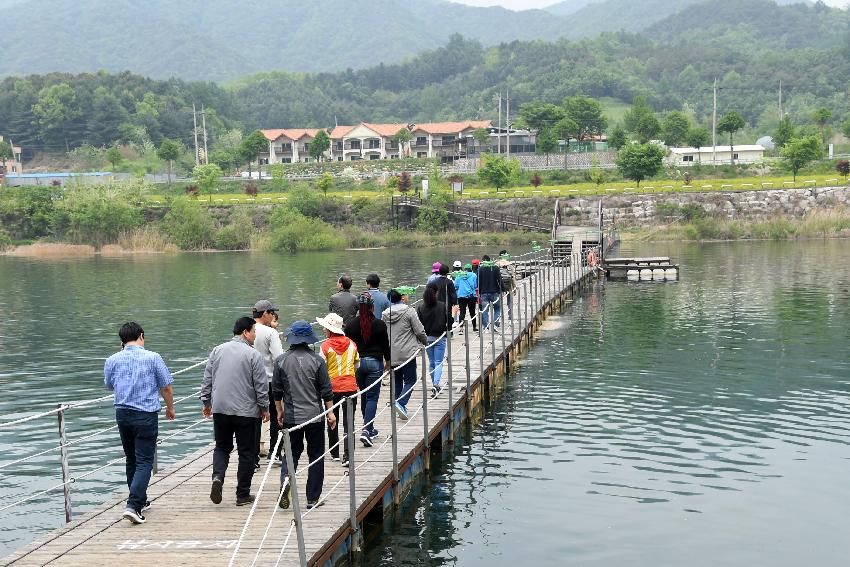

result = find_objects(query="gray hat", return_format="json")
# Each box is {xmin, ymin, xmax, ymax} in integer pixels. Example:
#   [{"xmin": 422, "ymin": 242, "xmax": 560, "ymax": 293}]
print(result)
[{"xmin": 253, "ymin": 299, "xmax": 277, "ymax": 313}]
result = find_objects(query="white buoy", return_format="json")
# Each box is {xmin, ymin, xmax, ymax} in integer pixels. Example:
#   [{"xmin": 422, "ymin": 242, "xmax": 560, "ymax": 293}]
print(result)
[
  {"xmin": 652, "ymin": 269, "xmax": 665, "ymax": 279},
  {"xmin": 640, "ymin": 269, "xmax": 653, "ymax": 279},
  {"xmin": 665, "ymin": 268, "xmax": 678, "ymax": 277},
  {"xmin": 627, "ymin": 269, "xmax": 639, "ymax": 280}
]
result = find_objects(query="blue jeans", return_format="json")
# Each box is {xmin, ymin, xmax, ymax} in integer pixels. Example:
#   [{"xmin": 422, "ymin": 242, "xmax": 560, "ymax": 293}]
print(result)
[
  {"xmin": 426, "ymin": 336, "xmax": 446, "ymax": 387},
  {"xmin": 356, "ymin": 357, "xmax": 383, "ymax": 435},
  {"xmin": 394, "ymin": 359, "xmax": 417, "ymax": 409},
  {"xmin": 480, "ymin": 292, "xmax": 502, "ymax": 329},
  {"xmin": 116, "ymin": 408, "xmax": 158, "ymax": 513}
]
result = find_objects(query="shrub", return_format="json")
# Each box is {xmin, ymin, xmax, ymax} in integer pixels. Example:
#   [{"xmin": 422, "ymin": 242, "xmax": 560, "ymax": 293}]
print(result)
[
  {"xmin": 268, "ymin": 207, "xmax": 344, "ymax": 252},
  {"xmin": 530, "ymin": 174, "xmax": 542, "ymax": 188},
  {"xmin": 51, "ymin": 187, "xmax": 144, "ymax": 248},
  {"xmin": 0, "ymin": 186, "xmax": 59, "ymax": 239},
  {"xmin": 213, "ymin": 226, "xmax": 251, "ymax": 250},
  {"xmin": 286, "ymin": 186, "xmax": 322, "ymax": 218},
  {"xmin": 0, "ymin": 229, "xmax": 12, "ymax": 251},
  {"xmin": 161, "ymin": 198, "xmax": 215, "ymax": 249},
  {"xmin": 244, "ymin": 183, "xmax": 258, "ymax": 197}
]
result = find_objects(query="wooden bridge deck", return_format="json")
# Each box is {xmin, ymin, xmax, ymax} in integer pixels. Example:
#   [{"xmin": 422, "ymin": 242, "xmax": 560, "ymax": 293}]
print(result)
[{"xmin": 3, "ymin": 265, "xmax": 590, "ymax": 567}]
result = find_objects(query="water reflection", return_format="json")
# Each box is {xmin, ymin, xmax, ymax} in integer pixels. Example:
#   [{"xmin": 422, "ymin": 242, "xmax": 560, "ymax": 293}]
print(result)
[{"xmin": 363, "ymin": 240, "xmax": 850, "ymax": 567}]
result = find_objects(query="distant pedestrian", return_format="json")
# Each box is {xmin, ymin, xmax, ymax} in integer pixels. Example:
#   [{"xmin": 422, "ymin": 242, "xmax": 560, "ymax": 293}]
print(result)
[
  {"xmin": 383, "ymin": 289, "xmax": 427, "ymax": 420},
  {"xmin": 477, "ymin": 255, "xmax": 503, "ymax": 332},
  {"xmin": 432, "ymin": 263, "xmax": 459, "ymax": 321},
  {"xmin": 427, "ymin": 262, "xmax": 442, "ymax": 285},
  {"xmin": 416, "ymin": 284, "xmax": 452, "ymax": 396},
  {"xmin": 365, "ymin": 274, "xmax": 390, "ymax": 320},
  {"xmin": 454, "ymin": 263, "xmax": 478, "ymax": 332},
  {"xmin": 496, "ymin": 250, "xmax": 516, "ymax": 321},
  {"xmin": 344, "ymin": 292, "xmax": 391, "ymax": 447},
  {"xmin": 471, "ymin": 258, "xmax": 480, "ymax": 275},
  {"xmin": 105, "ymin": 322, "xmax": 175, "ymax": 525},
  {"xmin": 274, "ymin": 321, "xmax": 335, "ymax": 510},
  {"xmin": 329, "ymin": 274, "xmax": 359, "ymax": 325},
  {"xmin": 317, "ymin": 312, "xmax": 360, "ymax": 467},
  {"xmin": 252, "ymin": 300, "xmax": 284, "ymax": 466},
  {"xmin": 201, "ymin": 317, "xmax": 269, "ymax": 507}
]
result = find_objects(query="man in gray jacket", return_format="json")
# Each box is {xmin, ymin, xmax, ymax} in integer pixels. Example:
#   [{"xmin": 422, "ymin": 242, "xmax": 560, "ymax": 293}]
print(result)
[
  {"xmin": 274, "ymin": 320, "xmax": 335, "ymax": 510},
  {"xmin": 328, "ymin": 274, "xmax": 359, "ymax": 325},
  {"xmin": 201, "ymin": 317, "xmax": 270, "ymax": 507}
]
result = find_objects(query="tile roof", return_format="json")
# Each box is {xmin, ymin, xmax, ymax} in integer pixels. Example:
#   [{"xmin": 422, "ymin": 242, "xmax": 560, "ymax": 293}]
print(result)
[
  {"xmin": 329, "ymin": 125, "xmax": 355, "ymax": 139},
  {"xmin": 410, "ymin": 120, "xmax": 492, "ymax": 135},
  {"xmin": 261, "ymin": 128, "xmax": 324, "ymax": 142},
  {"xmin": 362, "ymin": 123, "xmax": 410, "ymax": 137}
]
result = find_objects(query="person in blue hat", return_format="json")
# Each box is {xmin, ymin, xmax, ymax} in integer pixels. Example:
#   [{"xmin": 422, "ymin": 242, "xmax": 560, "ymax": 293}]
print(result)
[{"xmin": 273, "ymin": 320, "xmax": 335, "ymax": 510}]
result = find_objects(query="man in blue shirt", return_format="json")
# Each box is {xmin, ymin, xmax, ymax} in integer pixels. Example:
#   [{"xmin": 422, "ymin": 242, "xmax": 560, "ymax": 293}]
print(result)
[
  {"xmin": 104, "ymin": 322, "xmax": 175, "ymax": 525},
  {"xmin": 365, "ymin": 273, "xmax": 390, "ymax": 320}
]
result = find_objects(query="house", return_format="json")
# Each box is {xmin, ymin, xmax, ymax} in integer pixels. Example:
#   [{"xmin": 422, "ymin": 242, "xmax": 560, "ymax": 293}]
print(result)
[
  {"xmin": 328, "ymin": 123, "xmax": 409, "ymax": 161},
  {"xmin": 408, "ymin": 121, "xmax": 492, "ymax": 162},
  {"xmin": 260, "ymin": 128, "xmax": 324, "ymax": 164},
  {"xmin": 0, "ymin": 135, "xmax": 23, "ymax": 175},
  {"xmin": 668, "ymin": 145, "xmax": 766, "ymax": 166}
]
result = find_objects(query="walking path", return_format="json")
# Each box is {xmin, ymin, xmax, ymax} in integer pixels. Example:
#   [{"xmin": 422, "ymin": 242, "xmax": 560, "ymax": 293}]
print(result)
[{"xmin": 3, "ymin": 260, "xmax": 593, "ymax": 567}]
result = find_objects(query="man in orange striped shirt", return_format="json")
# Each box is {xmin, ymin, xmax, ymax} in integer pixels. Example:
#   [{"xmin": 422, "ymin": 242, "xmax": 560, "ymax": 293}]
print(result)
[{"xmin": 316, "ymin": 313, "xmax": 360, "ymax": 467}]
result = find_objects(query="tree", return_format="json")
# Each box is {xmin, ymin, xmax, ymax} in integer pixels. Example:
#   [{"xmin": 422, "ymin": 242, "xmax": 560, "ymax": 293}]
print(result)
[
  {"xmin": 32, "ymin": 82, "xmax": 79, "ymax": 153},
  {"xmin": 835, "ymin": 159, "xmax": 849, "ymax": 182},
  {"xmin": 717, "ymin": 111, "xmax": 746, "ymax": 165},
  {"xmin": 812, "ymin": 107, "xmax": 831, "ymax": 146},
  {"xmin": 85, "ymin": 86, "xmax": 129, "ymax": 147},
  {"xmin": 0, "ymin": 141, "xmax": 12, "ymax": 172},
  {"xmin": 391, "ymin": 128, "xmax": 412, "ymax": 158},
  {"xmin": 661, "ymin": 111, "xmax": 691, "ymax": 147},
  {"xmin": 530, "ymin": 174, "xmax": 542, "ymax": 187},
  {"xmin": 616, "ymin": 142, "xmax": 665, "ymax": 187},
  {"xmin": 535, "ymin": 127, "xmax": 558, "ymax": 164},
  {"xmin": 397, "ymin": 171, "xmax": 412, "ymax": 194},
  {"xmin": 240, "ymin": 130, "xmax": 269, "ymax": 177},
  {"xmin": 563, "ymin": 96, "xmax": 607, "ymax": 141},
  {"xmin": 773, "ymin": 115, "xmax": 795, "ymax": 150},
  {"xmin": 478, "ymin": 153, "xmax": 520, "ymax": 189},
  {"xmin": 843, "ymin": 119, "xmax": 850, "ymax": 142},
  {"xmin": 192, "ymin": 163, "xmax": 223, "ymax": 201},
  {"xmin": 686, "ymin": 126, "xmax": 710, "ymax": 163},
  {"xmin": 310, "ymin": 130, "xmax": 330, "ymax": 161},
  {"xmin": 554, "ymin": 116, "xmax": 579, "ymax": 151},
  {"xmin": 635, "ymin": 114, "xmax": 661, "ymax": 143},
  {"xmin": 623, "ymin": 95, "xmax": 654, "ymax": 133},
  {"xmin": 316, "ymin": 172, "xmax": 333, "ymax": 196},
  {"xmin": 105, "ymin": 145, "xmax": 123, "ymax": 170},
  {"xmin": 156, "ymin": 138, "xmax": 181, "ymax": 183},
  {"xmin": 608, "ymin": 125, "xmax": 627, "ymax": 150},
  {"xmin": 473, "ymin": 128, "xmax": 491, "ymax": 153},
  {"xmin": 519, "ymin": 102, "xmax": 565, "ymax": 131},
  {"xmin": 780, "ymin": 135, "xmax": 822, "ymax": 181}
]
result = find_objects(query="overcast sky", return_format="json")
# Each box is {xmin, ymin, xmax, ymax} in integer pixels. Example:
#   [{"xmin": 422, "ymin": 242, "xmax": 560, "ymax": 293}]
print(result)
[{"xmin": 452, "ymin": 0, "xmax": 848, "ymax": 9}]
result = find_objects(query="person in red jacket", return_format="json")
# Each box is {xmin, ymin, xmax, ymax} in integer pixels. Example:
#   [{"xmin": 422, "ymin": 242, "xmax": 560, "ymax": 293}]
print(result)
[{"xmin": 316, "ymin": 312, "xmax": 360, "ymax": 467}]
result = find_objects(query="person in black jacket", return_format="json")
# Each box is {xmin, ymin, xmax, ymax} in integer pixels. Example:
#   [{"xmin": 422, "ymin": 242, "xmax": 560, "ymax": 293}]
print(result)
[
  {"xmin": 343, "ymin": 292, "xmax": 391, "ymax": 447},
  {"xmin": 416, "ymin": 284, "xmax": 452, "ymax": 396},
  {"xmin": 477, "ymin": 254, "xmax": 503, "ymax": 332}
]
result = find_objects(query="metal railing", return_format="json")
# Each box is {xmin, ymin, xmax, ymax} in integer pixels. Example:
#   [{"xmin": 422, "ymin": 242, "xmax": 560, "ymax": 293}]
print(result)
[{"xmin": 393, "ymin": 195, "xmax": 551, "ymax": 232}]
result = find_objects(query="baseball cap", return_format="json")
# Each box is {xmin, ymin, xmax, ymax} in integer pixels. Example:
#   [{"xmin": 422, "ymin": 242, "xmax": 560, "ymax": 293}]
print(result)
[
  {"xmin": 464, "ymin": 263, "xmax": 473, "ymax": 270},
  {"xmin": 431, "ymin": 262, "xmax": 441, "ymax": 273},
  {"xmin": 452, "ymin": 260, "xmax": 462, "ymax": 269},
  {"xmin": 472, "ymin": 258, "xmax": 480, "ymax": 266},
  {"xmin": 254, "ymin": 299, "xmax": 277, "ymax": 313}
]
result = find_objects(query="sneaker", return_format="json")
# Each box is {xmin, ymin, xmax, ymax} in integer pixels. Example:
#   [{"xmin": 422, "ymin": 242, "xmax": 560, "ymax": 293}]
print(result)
[
  {"xmin": 381, "ymin": 376, "xmax": 390, "ymax": 386},
  {"xmin": 306, "ymin": 499, "xmax": 324, "ymax": 509},
  {"xmin": 271, "ymin": 456, "xmax": 282, "ymax": 467},
  {"xmin": 341, "ymin": 457, "xmax": 349, "ymax": 468},
  {"xmin": 141, "ymin": 500, "xmax": 152, "ymax": 512},
  {"xmin": 395, "ymin": 402, "xmax": 409, "ymax": 421},
  {"xmin": 278, "ymin": 484, "xmax": 291, "ymax": 509},
  {"xmin": 210, "ymin": 477, "xmax": 223, "ymax": 504},
  {"xmin": 369, "ymin": 429, "xmax": 380, "ymax": 440},
  {"xmin": 429, "ymin": 385, "xmax": 437, "ymax": 398},
  {"xmin": 122, "ymin": 508, "xmax": 146, "ymax": 524},
  {"xmin": 235, "ymin": 494, "xmax": 256, "ymax": 506},
  {"xmin": 360, "ymin": 430, "xmax": 373, "ymax": 447},
  {"xmin": 331, "ymin": 455, "xmax": 340, "ymax": 462}
]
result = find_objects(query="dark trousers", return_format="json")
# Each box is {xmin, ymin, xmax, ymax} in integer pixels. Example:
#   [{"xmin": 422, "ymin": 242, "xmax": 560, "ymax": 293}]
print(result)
[
  {"xmin": 328, "ymin": 392, "xmax": 357, "ymax": 459},
  {"xmin": 212, "ymin": 413, "xmax": 259, "ymax": 498},
  {"xmin": 394, "ymin": 359, "xmax": 418, "ymax": 408},
  {"xmin": 356, "ymin": 357, "xmax": 383, "ymax": 436},
  {"xmin": 280, "ymin": 421, "xmax": 325, "ymax": 502},
  {"xmin": 116, "ymin": 408, "xmax": 158, "ymax": 513},
  {"xmin": 458, "ymin": 296, "xmax": 478, "ymax": 330},
  {"xmin": 255, "ymin": 386, "xmax": 281, "ymax": 462}
]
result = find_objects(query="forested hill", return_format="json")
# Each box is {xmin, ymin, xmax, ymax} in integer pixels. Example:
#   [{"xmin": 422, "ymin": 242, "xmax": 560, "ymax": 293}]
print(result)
[{"xmin": 0, "ymin": 0, "xmax": 571, "ymax": 81}]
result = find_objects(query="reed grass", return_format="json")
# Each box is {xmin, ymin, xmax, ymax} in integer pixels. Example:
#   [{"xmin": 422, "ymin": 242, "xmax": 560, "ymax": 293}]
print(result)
[{"xmin": 7, "ymin": 243, "xmax": 96, "ymax": 257}]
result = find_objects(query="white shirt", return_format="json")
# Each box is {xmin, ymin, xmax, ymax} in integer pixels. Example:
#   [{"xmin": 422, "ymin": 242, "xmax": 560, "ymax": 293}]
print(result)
[{"xmin": 254, "ymin": 322, "xmax": 284, "ymax": 380}]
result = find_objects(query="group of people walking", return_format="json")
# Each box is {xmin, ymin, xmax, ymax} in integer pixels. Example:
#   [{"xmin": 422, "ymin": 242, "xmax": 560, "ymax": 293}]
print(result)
[{"xmin": 104, "ymin": 253, "xmax": 516, "ymax": 524}]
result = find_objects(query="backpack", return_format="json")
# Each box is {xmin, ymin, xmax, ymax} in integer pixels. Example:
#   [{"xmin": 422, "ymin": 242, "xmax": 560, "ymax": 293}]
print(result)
[{"xmin": 499, "ymin": 265, "xmax": 513, "ymax": 290}]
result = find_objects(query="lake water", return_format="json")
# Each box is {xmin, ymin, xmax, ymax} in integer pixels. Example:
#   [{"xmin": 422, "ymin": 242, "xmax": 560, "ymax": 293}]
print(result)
[
  {"xmin": 361, "ymin": 240, "xmax": 850, "ymax": 567},
  {"xmin": 2, "ymin": 241, "xmax": 849, "ymax": 565},
  {"xmin": 0, "ymin": 246, "xmax": 482, "ymax": 557}
]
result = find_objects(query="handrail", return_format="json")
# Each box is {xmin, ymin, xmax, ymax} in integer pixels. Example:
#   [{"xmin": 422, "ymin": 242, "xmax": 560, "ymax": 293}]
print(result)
[{"xmin": 394, "ymin": 195, "xmax": 550, "ymax": 232}]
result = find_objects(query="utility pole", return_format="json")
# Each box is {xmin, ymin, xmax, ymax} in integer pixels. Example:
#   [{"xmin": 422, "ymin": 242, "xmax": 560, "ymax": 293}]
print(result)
[
  {"xmin": 712, "ymin": 77, "xmax": 717, "ymax": 167},
  {"xmin": 192, "ymin": 103, "xmax": 200, "ymax": 166},
  {"xmin": 779, "ymin": 80, "xmax": 783, "ymax": 120},
  {"xmin": 201, "ymin": 105, "xmax": 209, "ymax": 165},
  {"xmin": 506, "ymin": 89, "xmax": 511, "ymax": 158},
  {"xmin": 497, "ymin": 91, "xmax": 502, "ymax": 155}
]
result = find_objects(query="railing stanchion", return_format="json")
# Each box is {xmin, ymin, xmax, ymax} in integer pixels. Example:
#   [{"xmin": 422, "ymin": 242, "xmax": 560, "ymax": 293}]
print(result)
[
  {"xmin": 500, "ymin": 294, "xmax": 507, "ymax": 372},
  {"xmin": 57, "ymin": 404, "xmax": 72, "ymax": 524},
  {"xmin": 283, "ymin": 430, "xmax": 308, "ymax": 567},
  {"xmin": 510, "ymin": 288, "xmax": 516, "ymax": 348},
  {"xmin": 420, "ymin": 350, "xmax": 430, "ymax": 471},
  {"xmin": 446, "ymin": 326, "xmax": 454, "ymax": 443},
  {"xmin": 489, "ymin": 303, "xmax": 496, "ymax": 364},
  {"xmin": 464, "ymin": 320, "xmax": 472, "ymax": 415},
  {"xmin": 389, "ymin": 368, "xmax": 399, "ymax": 504},
  {"xmin": 346, "ymin": 397, "xmax": 359, "ymax": 550},
  {"xmin": 478, "ymin": 308, "xmax": 484, "ymax": 377}
]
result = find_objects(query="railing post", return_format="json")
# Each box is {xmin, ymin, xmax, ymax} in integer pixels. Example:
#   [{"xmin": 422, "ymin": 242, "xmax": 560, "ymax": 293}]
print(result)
[
  {"xmin": 464, "ymin": 320, "xmax": 472, "ymax": 415},
  {"xmin": 510, "ymin": 288, "xmax": 516, "ymax": 348},
  {"xmin": 420, "ymin": 350, "xmax": 430, "ymax": 471},
  {"xmin": 500, "ymin": 294, "xmax": 507, "ymax": 372},
  {"xmin": 57, "ymin": 404, "xmax": 72, "ymax": 524},
  {"xmin": 478, "ymin": 307, "xmax": 484, "ymax": 376},
  {"xmin": 489, "ymin": 302, "xmax": 496, "ymax": 364},
  {"xmin": 346, "ymin": 397, "xmax": 359, "ymax": 551},
  {"xmin": 446, "ymin": 327, "xmax": 454, "ymax": 443},
  {"xmin": 389, "ymin": 368, "xmax": 399, "ymax": 504},
  {"xmin": 283, "ymin": 430, "xmax": 308, "ymax": 567}
]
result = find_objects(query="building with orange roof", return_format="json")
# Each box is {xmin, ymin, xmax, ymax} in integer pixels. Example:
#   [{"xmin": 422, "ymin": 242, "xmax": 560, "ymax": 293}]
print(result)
[
  {"xmin": 260, "ymin": 128, "xmax": 325, "ymax": 164},
  {"xmin": 0, "ymin": 135, "xmax": 23, "ymax": 181}
]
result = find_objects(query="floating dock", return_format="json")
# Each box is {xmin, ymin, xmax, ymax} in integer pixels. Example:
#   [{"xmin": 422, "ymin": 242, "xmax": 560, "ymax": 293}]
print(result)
[{"xmin": 603, "ymin": 257, "xmax": 680, "ymax": 281}]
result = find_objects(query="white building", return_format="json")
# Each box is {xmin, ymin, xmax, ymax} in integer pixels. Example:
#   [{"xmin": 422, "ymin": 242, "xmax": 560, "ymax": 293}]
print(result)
[
  {"xmin": 0, "ymin": 135, "xmax": 23, "ymax": 175},
  {"xmin": 667, "ymin": 145, "xmax": 766, "ymax": 166}
]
